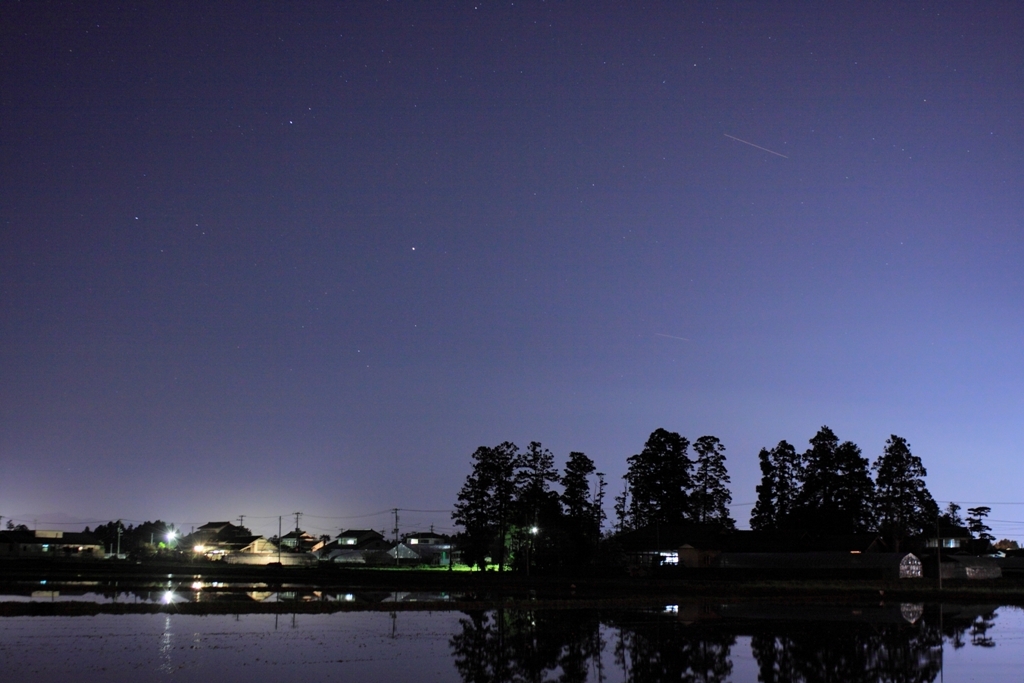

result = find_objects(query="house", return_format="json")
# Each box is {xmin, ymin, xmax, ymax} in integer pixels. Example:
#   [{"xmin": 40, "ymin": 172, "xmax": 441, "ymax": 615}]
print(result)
[
  {"xmin": 405, "ymin": 531, "xmax": 448, "ymax": 547},
  {"xmin": 0, "ymin": 529, "xmax": 105, "ymax": 561},
  {"xmin": 337, "ymin": 529, "xmax": 388, "ymax": 547},
  {"xmin": 279, "ymin": 529, "xmax": 319, "ymax": 552},
  {"xmin": 916, "ymin": 524, "xmax": 972, "ymax": 552},
  {"xmin": 184, "ymin": 522, "xmax": 256, "ymax": 559},
  {"xmin": 316, "ymin": 529, "xmax": 392, "ymax": 564},
  {"xmin": 402, "ymin": 532, "xmax": 452, "ymax": 566}
]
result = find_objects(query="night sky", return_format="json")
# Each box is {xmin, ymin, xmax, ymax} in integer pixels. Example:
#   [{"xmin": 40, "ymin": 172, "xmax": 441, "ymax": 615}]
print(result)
[{"xmin": 2, "ymin": 3, "xmax": 1022, "ymax": 541}]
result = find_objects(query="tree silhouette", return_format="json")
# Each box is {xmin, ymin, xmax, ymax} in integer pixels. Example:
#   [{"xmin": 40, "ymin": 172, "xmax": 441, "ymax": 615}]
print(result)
[
  {"xmin": 873, "ymin": 435, "xmax": 938, "ymax": 551},
  {"xmin": 561, "ymin": 451, "xmax": 604, "ymax": 564},
  {"xmin": 622, "ymin": 428, "xmax": 692, "ymax": 528},
  {"xmin": 452, "ymin": 442, "xmax": 520, "ymax": 570},
  {"xmin": 966, "ymin": 506, "xmax": 994, "ymax": 544},
  {"xmin": 751, "ymin": 440, "xmax": 803, "ymax": 531},
  {"xmin": 690, "ymin": 435, "xmax": 735, "ymax": 530},
  {"xmin": 791, "ymin": 427, "xmax": 875, "ymax": 534}
]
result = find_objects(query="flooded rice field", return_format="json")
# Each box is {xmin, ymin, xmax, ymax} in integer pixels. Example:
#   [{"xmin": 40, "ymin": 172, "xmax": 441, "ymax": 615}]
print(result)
[{"xmin": 1, "ymin": 582, "xmax": 1022, "ymax": 681}]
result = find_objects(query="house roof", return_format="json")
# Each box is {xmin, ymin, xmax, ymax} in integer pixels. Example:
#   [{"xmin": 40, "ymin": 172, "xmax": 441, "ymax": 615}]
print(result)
[
  {"xmin": 338, "ymin": 529, "xmax": 384, "ymax": 538},
  {"xmin": 281, "ymin": 530, "xmax": 315, "ymax": 539}
]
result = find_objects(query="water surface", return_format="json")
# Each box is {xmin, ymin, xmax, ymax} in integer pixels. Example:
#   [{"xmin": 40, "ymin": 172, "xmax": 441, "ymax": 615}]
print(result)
[{"xmin": 1, "ymin": 600, "xmax": 1020, "ymax": 682}]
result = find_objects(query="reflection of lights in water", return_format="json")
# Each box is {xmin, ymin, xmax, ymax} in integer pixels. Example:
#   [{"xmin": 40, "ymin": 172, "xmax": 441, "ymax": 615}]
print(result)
[
  {"xmin": 159, "ymin": 615, "xmax": 174, "ymax": 674},
  {"xmin": 901, "ymin": 603, "xmax": 925, "ymax": 624}
]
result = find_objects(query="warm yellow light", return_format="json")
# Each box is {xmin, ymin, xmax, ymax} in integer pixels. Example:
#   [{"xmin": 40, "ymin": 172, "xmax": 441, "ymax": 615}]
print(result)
[{"xmin": 193, "ymin": 545, "xmax": 206, "ymax": 553}]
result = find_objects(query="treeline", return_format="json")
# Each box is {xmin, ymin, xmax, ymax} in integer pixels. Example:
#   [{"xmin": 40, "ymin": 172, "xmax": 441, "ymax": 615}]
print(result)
[
  {"xmin": 752, "ymin": 426, "xmax": 992, "ymax": 551},
  {"xmin": 453, "ymin": 425, "xmax": 996, "ymax": 570},
  {"xmin": 453, "ymin": 442, "xmax": 607, "ymax": 572},
  {"xmin": 452, "ymin": 428, "xmax": 736, "ymax": 572},
  {"xmin": 88, "ymin": 520, "xmax": 188, "ymax": 556}
]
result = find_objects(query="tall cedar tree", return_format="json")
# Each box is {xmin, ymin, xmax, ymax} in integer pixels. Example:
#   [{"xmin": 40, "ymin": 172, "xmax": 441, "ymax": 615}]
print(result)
[
  {"xmin": 452, "ymin": 442, "xmax": 520, "ymax": 571},
  {"xmin": 513, "ymin": 442, "xmax": 562, "ymax": 571},
  {"xmin": 623, "ymin": 428, "xmax": 692, "ymax": 528},
  {"xmin": 872, "ymin": 435, "xmax": 938, "ymax": 551},
  {"xmin": 791, "ymin": 426, "xmax": 875, "ymax": 534},
  {"xmin": 561, "ymin": 451, "xmax": 599, "ymax": 532},
  {"xmin": 561, "ymin": 451, "xmax": 604, "ymax": 563},
  {"xmin": 940, "ymin": 502, "xmax": 964, "ymax": 528},
  {"xmin": 690, "ymin": 436, "xmax": 736, "ymax": 530},
  {"xmin": 750, "ymin": 440, "xmax": 803, "ymax": 531},
  {"xmin": 515, "ymin": 441, "xmax": 561, "ymax": 528}
]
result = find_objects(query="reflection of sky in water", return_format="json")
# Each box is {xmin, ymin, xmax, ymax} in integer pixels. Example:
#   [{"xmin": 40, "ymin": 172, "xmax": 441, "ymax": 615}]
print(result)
[
  {"xmin": 942, "ymin": 606, "xmax": 1024, "ymax": 681},
  {"xmin": 0, "ymin": 612, "xmax": 464, "ymax": 683},
  {"xmin": 0, "ymin": 606, "xmax": 1022, "ymax": 682}
]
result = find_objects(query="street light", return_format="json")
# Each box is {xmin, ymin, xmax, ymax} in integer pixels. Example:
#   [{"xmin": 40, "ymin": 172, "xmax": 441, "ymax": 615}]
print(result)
[{"xmin": 526, "ymin": 526, "xmax": 539, "ymax": 577}]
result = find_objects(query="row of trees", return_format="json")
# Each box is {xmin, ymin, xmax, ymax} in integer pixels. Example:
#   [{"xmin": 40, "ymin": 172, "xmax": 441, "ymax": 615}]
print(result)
[
  {"xmin": 751, "ymin": 426, "xmax": 990, "ymax": 550},
  {"xmin": 452, "ymin": 442, "xmax": 606, "ymax": 571},
  {"xmin": 453, "ymin": 425, "xmax": 997, "ymax": 569},
  {"xmin": 614, "ymin": 429, "xmax": 735, "ymax": 532},
  {"xmin": 452, "ymin": 428, "xmax": 737, "ymax": 571}
]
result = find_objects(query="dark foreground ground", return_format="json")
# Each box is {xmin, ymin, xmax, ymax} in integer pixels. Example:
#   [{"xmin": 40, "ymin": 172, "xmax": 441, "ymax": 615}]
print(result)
[{"xmin": 2, "ymin": 559, "xmax": 1024, "ymax": 616}]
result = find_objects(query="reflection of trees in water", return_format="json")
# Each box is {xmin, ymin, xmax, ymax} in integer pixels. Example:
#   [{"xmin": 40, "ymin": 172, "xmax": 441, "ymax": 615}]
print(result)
[
  {"xmin": 751, "ymin": 605, "xmax": 1004, "ymax": 683},
  {"xmin": 609, "ymin": 613, "xmax": 734, "ymax": 683},
  {"xmin": 450, "ymin": 608, "xmax": 733, "ymax": 683},
  {"xmin": 967, "ymin": 610, "xmax": 997, "ymax": 648},
  {"xmin": 750, "ymin": 623, "xmax": 942, "ymax": 683},
  {"xmin": 449, "ymin": 605, "xmax": 1002, "ymax": 683},
  {"xmin": 449, "ymin": 608, "xmax": 604, "ymax": 683},
  {"xmin": 940, "ymin": 607, "xmax": 998, "ymax": 650}
]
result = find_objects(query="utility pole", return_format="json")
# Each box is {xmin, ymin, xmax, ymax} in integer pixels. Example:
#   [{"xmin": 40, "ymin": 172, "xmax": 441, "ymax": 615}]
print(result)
[
  {"xmin": 278, "ymin": 516, "xmax": 282, "ymax": 564},
  {"xmin": 392, "ymin": 508, "xmax": 400, "ymax": 566},
  {"xmin": 116, "ymin": 521, "xmax": 122, "ymax": 558},
  {"xmin": 293, "ymin": 512, "xmax": 302, "ymax": 532},
  {"xmin": 237, "ymin": 515, "xmax": 245, "ymax": 529},
  {"xmin": 936, "ymin": 513, "xmax": 943, "ymax": 591}
]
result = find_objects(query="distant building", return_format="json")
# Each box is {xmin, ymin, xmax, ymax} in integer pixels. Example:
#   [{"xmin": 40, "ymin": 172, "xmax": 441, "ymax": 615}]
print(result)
[
  {"xmin": 0, "ymin": 529, "xmax": 105, "ymax": 561},
  {"xmin": 224, "ymin": 537, "xmax": 316, "ymax": 566},
  {"xmin": 317, "ymin": 529, "xmax": 392, "ymax": 564},
  {"xmin": 184, "ymin": 522, "xmax": 255, "ymax": 559},
  {"xmin": 401, "ymin": 532, "xmax": 452, "ymax": 566},
  {"xmin": 279, "ymin": 529, "xmax": 318, "ymax": 552}
]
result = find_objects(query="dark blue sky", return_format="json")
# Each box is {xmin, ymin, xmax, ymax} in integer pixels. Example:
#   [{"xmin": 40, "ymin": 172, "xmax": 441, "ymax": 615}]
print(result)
[{"xmin": 2, "ymin": 2, "xmax": 1022, "ymax": 540}]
